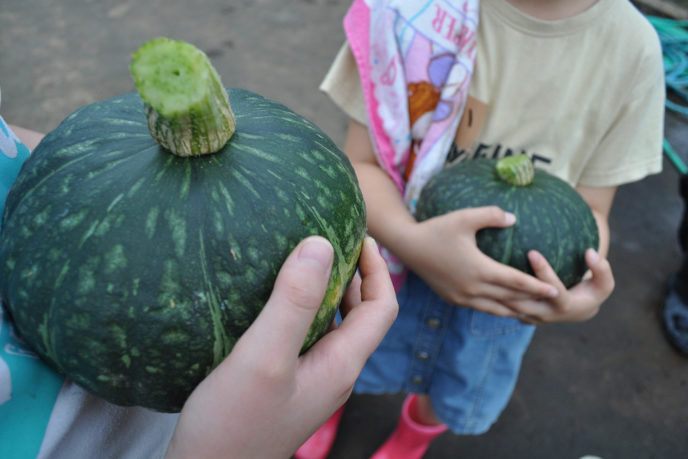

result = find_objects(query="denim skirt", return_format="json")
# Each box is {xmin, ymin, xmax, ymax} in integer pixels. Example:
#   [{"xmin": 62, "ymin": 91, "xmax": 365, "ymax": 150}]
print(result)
[{"xmin": 353, "ymin": 272, "xmax": 536, "ymax": 434}]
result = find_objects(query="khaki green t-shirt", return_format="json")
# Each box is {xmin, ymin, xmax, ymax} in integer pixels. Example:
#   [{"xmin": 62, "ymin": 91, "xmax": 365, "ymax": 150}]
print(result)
[{"xmin": 321, "ymin": 0, "xmax": 665, "ymax": 187}]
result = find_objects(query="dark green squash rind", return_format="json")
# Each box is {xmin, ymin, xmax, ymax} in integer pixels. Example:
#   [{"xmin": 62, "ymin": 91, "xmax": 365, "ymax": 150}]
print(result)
[
  {"xmin": 0, "ymin": 88, "xmax": 366, "ymax": 412},
  {"xmin": 415, "ymin": 158, "xmax": 599, "ymax": 288}
]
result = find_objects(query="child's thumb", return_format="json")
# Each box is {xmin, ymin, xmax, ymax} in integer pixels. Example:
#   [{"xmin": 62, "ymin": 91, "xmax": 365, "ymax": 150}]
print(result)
[{"xmin": 247, "ymin": 236, "xmax": 334, "ymax": 358}]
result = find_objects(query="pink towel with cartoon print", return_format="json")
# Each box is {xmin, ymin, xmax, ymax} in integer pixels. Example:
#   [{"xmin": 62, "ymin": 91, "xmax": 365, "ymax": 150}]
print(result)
[{"xmin": 344, "ymin": 0, "xmax": 479, "ymax": 290}]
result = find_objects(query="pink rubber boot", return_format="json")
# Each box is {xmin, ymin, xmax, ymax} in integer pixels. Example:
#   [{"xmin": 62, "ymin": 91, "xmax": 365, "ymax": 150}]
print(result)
[
  {"xmin": 371, "ymin": 394, "xmax": 448, "ymax": 459},
  {"xmin": 294, "ymin": 405, "xmax": 346, "ymax": 459}
]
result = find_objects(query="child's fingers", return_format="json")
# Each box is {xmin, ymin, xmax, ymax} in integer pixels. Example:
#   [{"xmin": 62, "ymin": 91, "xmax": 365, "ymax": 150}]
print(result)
[
  {"xmin": 527, "ymin": 250, "xmax": 564, "ymax": 292},
  {"xmin": 585, "ymin": 248, "xmax": 615, "ymax": 296},
  {"xmin": 450, "ymin": 205, "xmax": 516, "ymax": 230},
  {"xmin": 325, "ymin": 238, "xmax": 398, "ymax": 364},
  {"xmin": 357, "ymin": 237, "xmax": 396, "ymax": 303},
  {"xmin": 469, "ymin": 297, "xmax": 523, "ymax": 317},
  {"xmin": 339, "ymin": 272, "xmax": 362, "ymax": 318},
  {"xmin": 507, "ymin": 249, "xmax": 613, "ymax": 324},
  {"xmin": 480, "ymin": 257, "xmax": 559, "ymax": 299}
]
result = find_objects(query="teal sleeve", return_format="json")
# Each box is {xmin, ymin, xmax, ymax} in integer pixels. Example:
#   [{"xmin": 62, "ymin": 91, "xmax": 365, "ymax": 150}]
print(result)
[
  {"xmin": 0, "ymin": 115, "xmax": 65, "ymax": 458},
  {"xmin": 0, "ymin": 115, "xmax": 31, "ymax": 225}
]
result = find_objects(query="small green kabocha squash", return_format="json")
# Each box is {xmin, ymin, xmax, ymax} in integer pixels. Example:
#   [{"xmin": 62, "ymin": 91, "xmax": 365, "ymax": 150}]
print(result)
[
  {"xmin": 416, "ymin": 155, "xmax": 599, "ymax": 288},
  {"xmin": 0, "ymin": 38, "xmax": 366, "ymax": 412}
]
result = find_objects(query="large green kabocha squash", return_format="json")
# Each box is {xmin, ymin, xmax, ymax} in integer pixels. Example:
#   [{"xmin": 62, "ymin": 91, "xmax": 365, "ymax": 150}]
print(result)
[
  {"xmin": 416, "ymin": 155, "xmax": 599, "ymax": 288},
  {"xmin": 0, "ymin": 38, "xmax": 366, "ymax": 412}
]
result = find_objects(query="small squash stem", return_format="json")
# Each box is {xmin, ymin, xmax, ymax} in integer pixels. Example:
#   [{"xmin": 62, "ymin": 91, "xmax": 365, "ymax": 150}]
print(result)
[
  {"xmin": 130, "ymin": 37, "xmax": 235, "ymax": 157},
  {"xmin": 496, "ymin": 154, "xmax": 534, "ymax": 186}
]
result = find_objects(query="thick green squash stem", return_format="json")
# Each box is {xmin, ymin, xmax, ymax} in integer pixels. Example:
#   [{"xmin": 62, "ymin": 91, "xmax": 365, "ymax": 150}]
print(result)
[
  {"xmin": 496, "ymin": 154, "xmax": 535, "ymax": 186},
  {"xmin": 130, "ymin": 37, "xmax": 235, "ymax": 157}
]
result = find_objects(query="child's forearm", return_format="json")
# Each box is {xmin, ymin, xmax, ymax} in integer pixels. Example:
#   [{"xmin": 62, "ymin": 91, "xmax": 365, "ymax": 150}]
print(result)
[
  {"xmin": 591, "ymin": 210, "xmax": 610, "ymax": 258},
  {"xmin": 343, "ymin": 120, "xmax": 420, "ymax": 267},
  {"xmin": 8, "ymin": 124, "xmax": 44, "ymax": 151},
  {"xmin": 575, "ymin": 185, "xmax": 616, "ymax": 258},
  {"xmin": 352, "ymin": 162, "xmax": 418, "ymax": 260}
]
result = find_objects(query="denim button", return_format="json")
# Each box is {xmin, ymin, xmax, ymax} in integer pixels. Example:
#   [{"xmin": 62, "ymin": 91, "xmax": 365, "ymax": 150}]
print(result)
[
  {"xmin": 416, "ymin": 351, "xmax": 430, "ymax": 360},
  {"xmin": 411, "ymin": 375, "xmax": 424, "ymax": 384},
  {"xmin": 426, "ymin": 317, "xmax": 441, "ymax": 328}
]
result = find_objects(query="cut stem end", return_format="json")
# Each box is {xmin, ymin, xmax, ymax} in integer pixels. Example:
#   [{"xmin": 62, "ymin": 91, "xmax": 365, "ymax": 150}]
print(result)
[
  {"xmin": 496, "ymin": 154, "xmax": 535, "ymax": 186},
  {"xmin": 130, "ymin": 37, "xmax": 235, "ymax": 157}
]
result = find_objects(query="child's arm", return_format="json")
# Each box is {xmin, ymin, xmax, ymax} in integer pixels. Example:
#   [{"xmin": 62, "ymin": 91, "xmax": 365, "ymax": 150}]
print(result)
[
  {"xmin": 345, "ymin": 120, "xmax": 559, "ymax": 317},
  {"xmin": 507, "ymin": 185, "xmax": 616, "ymax": 324},
  {"xmin": 576, "ymin": 185, "xmax": 615, "ymax": 258},
  {"xmin": 8, "ymin": 124, "xmax": 43, "ymax": 151}
]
